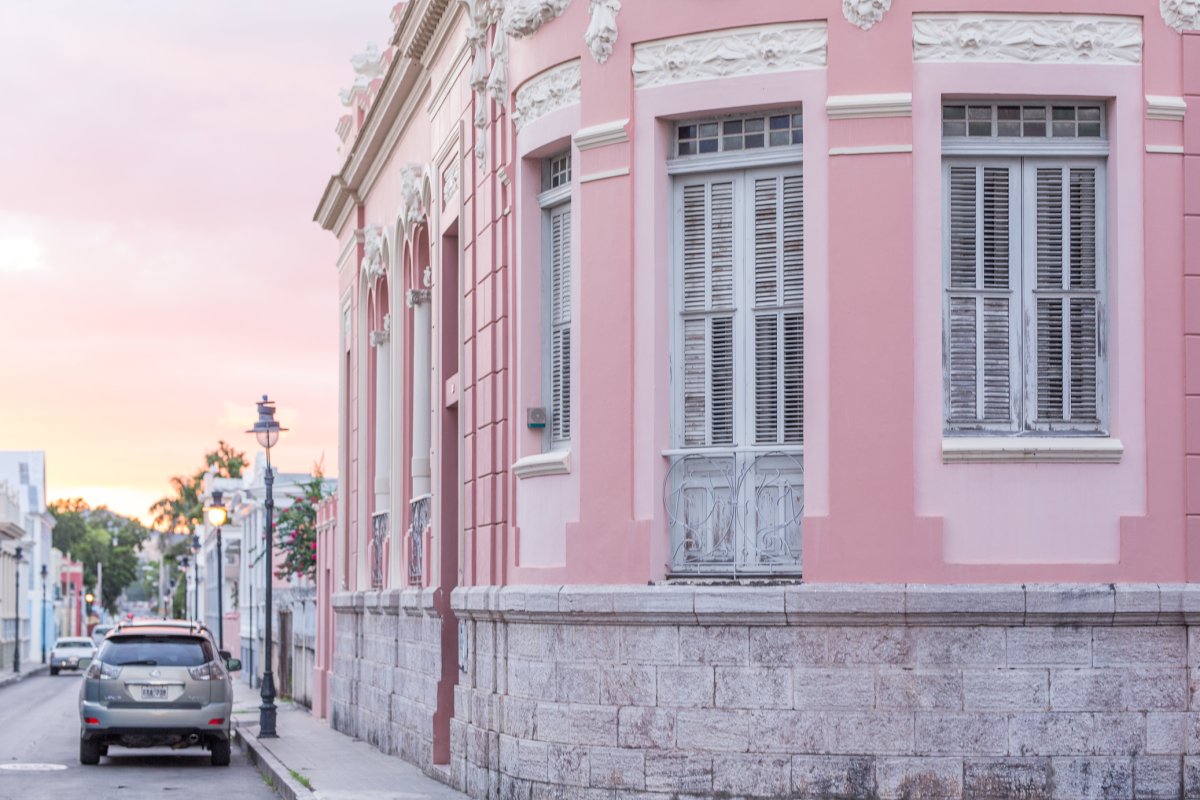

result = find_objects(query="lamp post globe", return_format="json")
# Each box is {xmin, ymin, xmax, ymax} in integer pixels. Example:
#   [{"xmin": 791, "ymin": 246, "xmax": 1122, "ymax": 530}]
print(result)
[{"xmin": 247, "ymin": 395, "xmax": 285, "ymax": 738}]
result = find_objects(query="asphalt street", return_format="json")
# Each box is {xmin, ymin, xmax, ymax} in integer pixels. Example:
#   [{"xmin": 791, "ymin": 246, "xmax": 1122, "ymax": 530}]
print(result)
[{"xmin": 0, "ymin": 672, "xmax": 278, "ymax": 800}]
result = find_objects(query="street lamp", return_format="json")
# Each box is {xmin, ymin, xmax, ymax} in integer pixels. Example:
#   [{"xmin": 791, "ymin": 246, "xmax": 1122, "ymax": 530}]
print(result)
[
  {"xmin": 191, "ymin": 534, "xmax": 201, "ymax": 625},
  {"xmin": 40, "ymin": 564, "xmax": 48, "ymax": 664},
  {"xmin": 12, "ymin": 546, "xmax": 23, "ymax": 673},
  {"xmin": 206, "ymin": 491, "xmax": 229, "ymax": 651},
  {"xmin": 178, "ymin": 556, "xmax": 190, "ymax": 620},
  {"xmin": 247, "ymin": 394, "xmax": 285, "ymax": 738}
]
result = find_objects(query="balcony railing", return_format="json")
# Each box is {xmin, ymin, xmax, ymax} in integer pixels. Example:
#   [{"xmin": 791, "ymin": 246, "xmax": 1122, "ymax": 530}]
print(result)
[
  {"xmin": 408, "ymin": 494, "xmax": 430, "ymax": 585},
  {"xmin": 369, "ymin": 511, "xmax": 388, "ymax": 589},
  {"xmin": 664, "ymin": 449, "xmax": 803, "ymax": 577}
]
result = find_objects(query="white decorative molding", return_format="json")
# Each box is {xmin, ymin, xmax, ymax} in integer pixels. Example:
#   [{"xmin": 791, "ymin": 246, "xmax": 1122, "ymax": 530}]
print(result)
[
  {"xmin": 513, "ymin": 59, "xmax": 581, "ymax": 132},
  {"xmin": 442, "ymin": 161, "xmax": 460, "ymax": 208},
  {"xmin": 399, "ymin": 164, "xmax": 429, "ymax": 240},
  {"xmin": 486, "ymin": 18, "xmax": 510, "ymax": 107},
  {"xmin": 913, "ymin": 14, "xmax": 1143, "ymax": 64},
  {"xmin": 504, "ymin": 0, "xmax": 572, "ymax": 37},
  {"xmin": 843, "ymin": 0, "xmax": 892, "ymax": 31},
  {"xmin": 632, "ymin": 23, "xmax": 827, "ymax": 90},
  {"xmin": 828, "ymin": 144, "xmax": 913, "ymax": 156},
  {"xmin": 340, "ymin": 42, "xmax": 387, "ymax": 107},
  {"xmin": 586, "ymin": 0, "xmax": 620, "ymax": 64},
  {"xmin": 406, "ymin": 288, "xmax": 432, "ymax": 307},
  {"xmin": 512, "ymin": 449, "xmax": 571, "ymax": 479},
  {"xmin": 1161, "ymin": 0, "xmax": 1200, "ymax": 32},
  {"xmin": 579, "ymin": 166, "xmax": 630, "ymax": 183},
  {"xmin": 1147, "ymin": 144, "xmax": 1185, "ymax": 154},
  {"xmin": 369, "ymin": 315, "xmax": 391, "ymax": 347},
  {"xmin": 1147, "ymin": 95, "xmax": 1188, "ymax": 121},
  {"xmin": 826, "ymin": 92, "xmax": 912, "ymax": 119},
  {"xmin": 574, "ymin": 118, "xmax": 628, "ymax": 150},
  {"xmin": 942, "ymin": 437, "xmax": 1124, "ymax": 464},
  {"xmin": 362, "ymin": 224, "xmax": 384, "ymax": 279}
]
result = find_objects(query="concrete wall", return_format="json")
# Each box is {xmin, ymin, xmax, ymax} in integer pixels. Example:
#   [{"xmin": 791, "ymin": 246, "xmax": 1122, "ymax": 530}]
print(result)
[
  {"xmin": 330, "ymin": 589, "xmax": 446, "ymax": 772},
  {"xmin": 441, "ymin": 584, "xmax": 1200, "ymax": 800}
]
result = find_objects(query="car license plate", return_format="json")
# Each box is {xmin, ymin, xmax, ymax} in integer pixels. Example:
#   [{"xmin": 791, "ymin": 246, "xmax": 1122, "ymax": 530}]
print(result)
[{"xmin": 141, "ymin": 686, "xmax": 168, "ymax": 700}]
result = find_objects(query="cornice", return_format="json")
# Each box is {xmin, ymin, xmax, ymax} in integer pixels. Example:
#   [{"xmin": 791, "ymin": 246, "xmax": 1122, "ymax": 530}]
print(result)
[
  {"xmin": 826, "ymin": 92, "xmax": 912, "ymax": 120},
  {"xmin": 1146, "ymin": 95, "xmax": 1187, "ymax": 121},
  {"xmin": 913, "ymin": 14, "xmax": 1143, "ymax": 65},
  {"xmin": 451, "ymin": 583, "xmax": 1200, "ymax": 627},
  {"xmin": 573, "ymin": 118, "xmax": 628, "ymax": 150},
  {"xmin": 632, "ymin": 22, "xmax": 827, "ymax": 90}
]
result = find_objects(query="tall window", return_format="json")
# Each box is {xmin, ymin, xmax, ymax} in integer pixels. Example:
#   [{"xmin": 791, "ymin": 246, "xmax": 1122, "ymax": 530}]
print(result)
[
  {"xmin": 942, "ymin": 101, "xmax": 1108, "ymax": 435},
  {"xmin": 541, "ymin": 152, "xmax": 572, "ymax": 445},
  {"xmin": 667, "ymin": 111, "xmax": 804, "ymax": 577}
]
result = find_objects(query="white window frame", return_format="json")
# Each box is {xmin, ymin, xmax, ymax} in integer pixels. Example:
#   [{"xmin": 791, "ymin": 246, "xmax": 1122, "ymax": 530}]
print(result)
[
  {"xmin": 663, "ymin": 111, "xmax": 805, "ymax": 577},
  {"xmin": 941, "ymin": 100, "xmax": 1111, "ymax": 442},
  {"xmin": 539, "ymin": 153, "xmax": 572, "ymax": 450}
]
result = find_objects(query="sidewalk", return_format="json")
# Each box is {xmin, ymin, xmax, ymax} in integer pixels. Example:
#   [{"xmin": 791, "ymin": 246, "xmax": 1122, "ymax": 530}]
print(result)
[
  {"xmin": 231, "ymin": 680, "xmax": 466, "ymax": 800},
  {"xmin": 0, "ymin": 663, "xmax": 49, "ymax": 690}
]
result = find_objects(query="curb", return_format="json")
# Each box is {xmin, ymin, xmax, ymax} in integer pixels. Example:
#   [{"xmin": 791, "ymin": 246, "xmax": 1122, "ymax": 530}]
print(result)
[
  {"xmin": 0, "ymin": 664, "xmax": 50, "ymax": 690},
  {"xmin": 233, "ymin": 721, "xmax": 313, "ymax": 800}
]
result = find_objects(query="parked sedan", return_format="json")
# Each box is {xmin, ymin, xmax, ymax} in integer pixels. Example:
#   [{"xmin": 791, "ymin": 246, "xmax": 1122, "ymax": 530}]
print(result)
[{"xmin": 50, "ymin": 637, "xmax": 96, "ymax": 675}]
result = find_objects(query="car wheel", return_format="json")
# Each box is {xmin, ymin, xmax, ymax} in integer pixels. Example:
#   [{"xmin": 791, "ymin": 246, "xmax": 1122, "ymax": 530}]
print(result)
[
  {"xmin": 79, "ymin": 736, "xmax": 102, "ymax": 765},
  {"xmin": 210, "ymin": 738, "xmax": 231, "ymax": 767},
  {"xmin": 50, "ymin": 667, "xmax": 59, "ymax": 676}
]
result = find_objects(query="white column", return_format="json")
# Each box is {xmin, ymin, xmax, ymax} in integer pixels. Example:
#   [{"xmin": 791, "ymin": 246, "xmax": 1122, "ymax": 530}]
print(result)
[
  {"xmin": 372, "ymin": 318, "xmax": 392, "ymax": 511},
  {"xmin": 409, "ymin": 291, "xmax": 433, "ymax": 498}
]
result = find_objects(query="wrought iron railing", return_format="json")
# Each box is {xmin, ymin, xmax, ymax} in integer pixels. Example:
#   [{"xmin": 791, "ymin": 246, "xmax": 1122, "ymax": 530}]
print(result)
[
  {"xmin": 664, "ymin": 449, "xmax": 803, "ymax": 577},
  {"xmin": 408, "ymin": 494, "xmax": 430, "ymax": 585},
  {"xmin": 369, "ymin": 511, "xmax": 388, "ymax": 589}
]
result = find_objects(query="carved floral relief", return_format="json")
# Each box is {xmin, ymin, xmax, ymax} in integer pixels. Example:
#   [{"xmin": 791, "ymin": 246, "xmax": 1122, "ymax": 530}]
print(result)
[
  {"xmin": 632, "ymin": 23, "xmax": 827, "ymax": 89},
  {"xmin": 1161, "ymin": 0, "xmax": 1200, "ymax": 32},
  {"xmin": 912, "ymin": 14, "xmax": 1142, "ymax": 64}
]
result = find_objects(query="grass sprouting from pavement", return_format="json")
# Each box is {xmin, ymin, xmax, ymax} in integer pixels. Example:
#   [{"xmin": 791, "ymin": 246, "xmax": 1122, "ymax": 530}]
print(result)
[{"xmin": 289, "ymin": 768, "xmax": 314, "ymax": 790}]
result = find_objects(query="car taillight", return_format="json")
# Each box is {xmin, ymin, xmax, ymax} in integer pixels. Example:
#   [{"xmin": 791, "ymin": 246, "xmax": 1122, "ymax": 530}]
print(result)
[
  {"xmin": 84, "ymin": 717, "xmax": 99, "ymax": 725},
  {"xmin": 84, "ymin": 661, "xmax": 122, "ymax": 680},
  {"xmin": 208, "ymin": 718, "xmax": 225, "ymax": 725},
  {"xmin": 188, "ymin": 661, "xmax": 223, "ymax": 681}
]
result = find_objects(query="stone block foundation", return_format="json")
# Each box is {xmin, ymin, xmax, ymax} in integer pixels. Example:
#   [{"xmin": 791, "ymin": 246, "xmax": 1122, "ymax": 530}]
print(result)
[{"xmin": 332, "ymin": 584, "xmax": 1200, "ymax": 799}]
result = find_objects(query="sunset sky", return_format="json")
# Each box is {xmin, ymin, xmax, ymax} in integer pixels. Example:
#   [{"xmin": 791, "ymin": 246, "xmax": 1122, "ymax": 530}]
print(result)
[{"xmin": 0, "ymin": 1, "xmax": 391, "ymax": 522}]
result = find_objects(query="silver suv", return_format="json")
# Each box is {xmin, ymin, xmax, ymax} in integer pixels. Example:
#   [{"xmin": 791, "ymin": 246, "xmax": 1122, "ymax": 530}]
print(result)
[{"xmin": 78, "ymin": 621, "xmax": 242, "ymax": 766}]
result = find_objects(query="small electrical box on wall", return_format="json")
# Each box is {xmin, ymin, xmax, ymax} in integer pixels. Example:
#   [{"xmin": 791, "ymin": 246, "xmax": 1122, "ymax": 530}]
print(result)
[{"xmin": 527, "ymin": 407, "xmax": 547, "ymax": 429}]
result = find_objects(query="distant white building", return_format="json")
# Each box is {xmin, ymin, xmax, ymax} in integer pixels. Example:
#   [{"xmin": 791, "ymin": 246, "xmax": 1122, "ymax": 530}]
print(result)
[{"xmin": 0, "ymin": 452, "xmax": 56, "ymax": 667}]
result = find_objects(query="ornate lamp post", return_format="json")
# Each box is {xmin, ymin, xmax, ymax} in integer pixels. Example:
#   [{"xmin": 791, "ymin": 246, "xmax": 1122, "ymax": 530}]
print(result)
[
  {"xmin": 206, "ymin": 492, "xmax": 229, "ymax": 651},
  {"xmin": 247, "ymin": 395, "xmax": 285, "ymax": 738},
  {"xmin": 191, "ymin": 534, "xmax": 202, "ymax": 623},
  {"xmin": 178, "ymin": 556, "xmax": 190, "ymax": 620},
  {"xmin": 40, "ymin": 564, "xmax": 48, "ymax": 663},
  {"xmin": 12, "ymin": 545, "xmax": 23, "ymax": 673}
]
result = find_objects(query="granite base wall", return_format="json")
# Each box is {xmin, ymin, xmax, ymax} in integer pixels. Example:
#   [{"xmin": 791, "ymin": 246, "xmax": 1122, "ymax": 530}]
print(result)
[
  {"xmin": 441, "ymin": 584, "xmax": 1200, "ymax": 800},
  {"xmin": 330, "ymin": 588, "xmax": 444, "ymax": 771}
]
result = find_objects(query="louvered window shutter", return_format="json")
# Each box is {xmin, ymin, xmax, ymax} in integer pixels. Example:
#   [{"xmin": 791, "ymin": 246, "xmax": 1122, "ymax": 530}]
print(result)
[
  {"xmin": 945, "ymin": 164, "xmax": 1017, "ymax": 431},
  {"xmin": 549, "ymin": 204, "xmax": 572, "ymax": 442},
  {"xmin": 751, "ymin": 172, "xmax": 804, "ymax": 446},
  {"xmin": 680, "ymin": 179, "xmax": 737, "ymax": 447},
  {"xmin": 1032, "ymin": 164, "xmax": 1101, "ymax": 428}
]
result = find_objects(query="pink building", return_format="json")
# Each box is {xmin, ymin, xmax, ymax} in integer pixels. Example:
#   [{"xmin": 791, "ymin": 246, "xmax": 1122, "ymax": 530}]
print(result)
[{"xmin": 315, "ymin": 1, "xmax": 1200, "ymax": 796}]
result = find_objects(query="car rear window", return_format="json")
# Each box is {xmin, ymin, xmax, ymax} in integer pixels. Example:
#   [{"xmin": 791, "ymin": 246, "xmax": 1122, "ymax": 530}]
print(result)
[
  {"xmin": 57, "ymin": 640, "xmax": 93, "ymax": 649},
  {"xmin": 98, "ymin": 636, "xmax": 213, "ymax": 667}
]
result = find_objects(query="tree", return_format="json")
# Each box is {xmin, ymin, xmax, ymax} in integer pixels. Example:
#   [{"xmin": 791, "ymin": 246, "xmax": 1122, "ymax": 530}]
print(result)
[
  {"xmin": 47, "ymin": 500, "xmax": 151, "ymax": 613},
  {"xmin": 150, "ymin": 441, "xmax": 247, "ymax": 535},
  {"xmin": 274, "ymin": 466, "xmax": 329, "ymax": 582}
]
